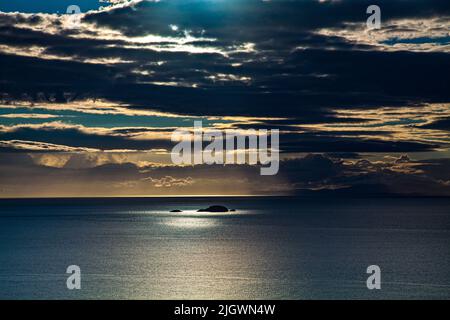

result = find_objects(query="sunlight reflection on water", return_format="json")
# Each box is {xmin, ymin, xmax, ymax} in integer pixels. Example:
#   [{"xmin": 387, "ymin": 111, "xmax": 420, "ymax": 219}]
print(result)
[
  {"xmin": 154, "ymin": 210, "xmax": 252, "ymax": 228},
  {"xmin": 161, "ymin": 217, "xmax": 219, "ymax": 229}
]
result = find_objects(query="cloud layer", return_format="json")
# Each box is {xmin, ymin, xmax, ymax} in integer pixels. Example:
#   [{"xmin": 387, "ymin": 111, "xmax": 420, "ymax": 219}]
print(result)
[{"xmin": 0, "ymin": 0, "xmax": 449, "ymax": 196}]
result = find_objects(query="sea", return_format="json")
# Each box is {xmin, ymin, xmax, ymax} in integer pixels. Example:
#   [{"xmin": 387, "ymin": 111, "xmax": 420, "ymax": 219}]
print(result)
[{"xmin": 0, "ymin": 197, "xmax": 449, "ymax": 299}]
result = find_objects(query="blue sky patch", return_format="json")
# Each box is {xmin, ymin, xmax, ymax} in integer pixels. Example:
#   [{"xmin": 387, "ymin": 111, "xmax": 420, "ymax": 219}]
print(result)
[{"xmin": 382, "ymin": 36, "xmax": 450, "ymax": 46}]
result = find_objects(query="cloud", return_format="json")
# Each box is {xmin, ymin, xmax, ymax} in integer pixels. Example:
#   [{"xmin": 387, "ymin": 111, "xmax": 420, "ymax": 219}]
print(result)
[
  {"xmin": 142, "ymin": 176, "xmax": 194, "ymax": 188},
  {"xmin": 1, "ymin": 1, "xmax": 448, "ymax": 120},
  {"xmin": 280, "ymin": 154, "xmax": 450, "ymax": 196},
  {"xmin": 0, "ymin": 0, "xmax": 117, "ymax": 14},
  {"xmin": 0, "ymin": 139, "xmax": 99, "ymax": 152}
]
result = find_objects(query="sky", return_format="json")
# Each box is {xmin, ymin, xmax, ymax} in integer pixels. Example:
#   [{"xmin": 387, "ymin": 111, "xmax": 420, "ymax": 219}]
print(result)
[{"xmin": 0, "ymin": 0, "xmax": 449, "ymax": 197}]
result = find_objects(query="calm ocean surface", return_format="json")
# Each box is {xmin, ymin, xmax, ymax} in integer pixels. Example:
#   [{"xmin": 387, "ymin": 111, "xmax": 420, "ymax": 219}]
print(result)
[{"xmin": 0, "ymin": 197, "xmax": 449, "ymax": 299}]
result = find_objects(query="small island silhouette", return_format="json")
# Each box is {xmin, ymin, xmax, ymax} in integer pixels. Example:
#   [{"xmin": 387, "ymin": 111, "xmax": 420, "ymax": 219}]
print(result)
[
  {"xmin": 197, "ymin": 205, "xmax": 229, "ymax": 212},
  {"xmin": 170, "ymin": 206, "xmax": 236, "ymax": 213}
]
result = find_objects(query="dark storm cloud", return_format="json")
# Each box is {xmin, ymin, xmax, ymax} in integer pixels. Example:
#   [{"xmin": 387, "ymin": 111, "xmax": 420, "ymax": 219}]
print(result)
[
  {"xmin": 0, "ymin": 0, "xmax": 110, "ymax": 14},
  {"xmin": 414, "ymin": 158, "xmax": 450, "ymax": 181},
  {"xmin": 1, "ymin": 45, "xmax": 448, "ymax": 119},
  {"xmin": 419, "ymin": 118, "xmax": 450, "ymax": 131},
  {"xmin": 0, "ymin": 126, "xmax": 438, "ymax": 153},
  {"xmin": 0, "ymin": 52, "xmax": 115, "ymax": 98},
  {"xmin": 1, "ymin": 23, "xmax": 448, "ymax": 115}
]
